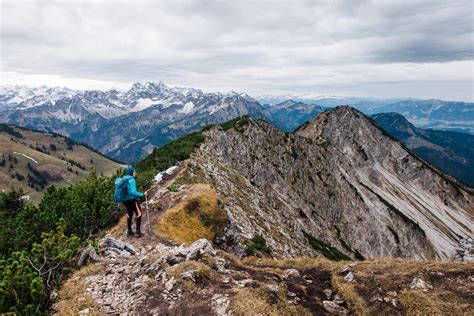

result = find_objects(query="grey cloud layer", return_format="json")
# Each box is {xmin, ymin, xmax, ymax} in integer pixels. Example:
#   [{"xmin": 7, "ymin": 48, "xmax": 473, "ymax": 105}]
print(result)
[{"xmin": 1, "ymin": 0, "xmax": 473, "ymax": 99}]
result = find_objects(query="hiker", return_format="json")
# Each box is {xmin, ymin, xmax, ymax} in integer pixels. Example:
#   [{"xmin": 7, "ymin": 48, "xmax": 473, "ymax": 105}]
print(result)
[{"xmin": 121, "ymin": 166, "xmax": 147, "ymax": 238}]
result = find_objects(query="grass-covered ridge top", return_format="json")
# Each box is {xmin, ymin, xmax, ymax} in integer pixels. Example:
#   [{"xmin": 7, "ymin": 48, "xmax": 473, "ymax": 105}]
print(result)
[
  {"xmin": 135, "ymin": 131, "xmax": 207, "ymax": 189},
  {"xmin": 220, "ymin": 115, "xmax": 251, "ymax": 132}
]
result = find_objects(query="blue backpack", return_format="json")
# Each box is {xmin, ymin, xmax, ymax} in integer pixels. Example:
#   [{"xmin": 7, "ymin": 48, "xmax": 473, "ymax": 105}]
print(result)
[{"xmin": 114, "ymin": 177, "xmax": 129, "ymax": 203}]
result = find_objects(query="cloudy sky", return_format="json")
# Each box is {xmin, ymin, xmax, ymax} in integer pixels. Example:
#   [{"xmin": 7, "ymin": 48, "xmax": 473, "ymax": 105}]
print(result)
[{"xmin": 1, "ymin": 0, "xmax": 473, "ymax": 101}]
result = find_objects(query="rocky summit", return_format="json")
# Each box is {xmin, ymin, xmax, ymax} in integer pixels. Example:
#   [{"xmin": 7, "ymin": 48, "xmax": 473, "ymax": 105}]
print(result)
[{"xmin": 184, "ymin": 106, "xmax": 472, "ymax": 260}]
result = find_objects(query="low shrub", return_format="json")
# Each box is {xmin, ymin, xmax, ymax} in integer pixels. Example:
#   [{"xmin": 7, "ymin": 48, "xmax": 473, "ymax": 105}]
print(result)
[{"xmin": 245, "ymin": 234, "xmax": 272, "ymax": 257}]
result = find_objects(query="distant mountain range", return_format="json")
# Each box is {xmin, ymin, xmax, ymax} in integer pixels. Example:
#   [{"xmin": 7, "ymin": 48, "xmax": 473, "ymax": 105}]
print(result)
[
  {"xmin": 372, "ymin": 112, "xmax": 474, "ymax": 187},
  {"xmin": 262, "ymin": 100, "xmax": 325, "ymax": 131},
  {"xmin": 1, "ymin": 83, "xmax": 473, "ymax": 185},
  {"xmin": 0, "ymin": 83, "xmax": 271, "ymax": 162},
  {"xmin": 258, "ymin": 95, "xmax": 474, "ymax": 134}
]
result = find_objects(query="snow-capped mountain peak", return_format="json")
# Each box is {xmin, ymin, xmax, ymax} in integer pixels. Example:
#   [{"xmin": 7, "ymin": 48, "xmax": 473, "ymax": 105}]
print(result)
[
  {"xmin": 0, "ymin": 85, "xmax": 77, "ymax": 110},
  {"xmin": 1, "ymin": 81, "xmax": 251, "ymax": 117}
]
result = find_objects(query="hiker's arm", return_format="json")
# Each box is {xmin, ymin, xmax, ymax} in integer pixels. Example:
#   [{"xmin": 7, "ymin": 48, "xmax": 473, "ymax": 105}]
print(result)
[{"xmin": 129, "ymin": 179, "xmax": 144, "ymax": 198}]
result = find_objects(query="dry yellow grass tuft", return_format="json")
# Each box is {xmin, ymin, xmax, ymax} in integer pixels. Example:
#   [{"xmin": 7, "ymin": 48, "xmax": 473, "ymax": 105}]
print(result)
[
  {"xmin": 153, "ymin": 184, "xmax": 228, "ymax": 245},
  {"xmin": 166, "ymin": 260, "xmax": 213, "ymax": 279},
  {"xmin": 242, "ymin": 256, "xmax": 341, "ymax": 270},
  {"xmin": 231, "ymin": 285, "xmax": 311, "ymax": 315},
  {"xmin": 166, "ymin": 260, "xmax": 214, "ymax": 290},
  {"xmin": 108, "ymin": 211, "xmax": 128, "ymax": 238},
  {"xmin": 231, "ymin": 288, "xmax": 274, "ymax": 314},
  {"xmin": 399, "ymin": 287, "xmax": 473, "ymax": 315},
  {"xmin": 54, "ymin": 263, "xmax": 105, "ymax": 315},
  {"xmin": 331, "ymin": 272, "xmax": 371, "ymax": 315}
]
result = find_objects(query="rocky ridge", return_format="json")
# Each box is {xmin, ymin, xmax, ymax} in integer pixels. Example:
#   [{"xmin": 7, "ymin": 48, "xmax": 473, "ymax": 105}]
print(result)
[{"xmin": 181, "ymin": 107, "xmax": 472, "ymax": 260}]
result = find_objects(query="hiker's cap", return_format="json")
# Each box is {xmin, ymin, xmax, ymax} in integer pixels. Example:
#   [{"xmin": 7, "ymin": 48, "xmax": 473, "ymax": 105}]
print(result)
[{"xmin": 125, "ymin": 166, "xmax": 135, "ymax": 176}]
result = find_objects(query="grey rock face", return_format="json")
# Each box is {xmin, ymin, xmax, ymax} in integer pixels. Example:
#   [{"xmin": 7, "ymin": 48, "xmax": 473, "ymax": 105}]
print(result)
[{"xmin": 186, "ymin": 106, "xmax": 473, "ymax": 260}]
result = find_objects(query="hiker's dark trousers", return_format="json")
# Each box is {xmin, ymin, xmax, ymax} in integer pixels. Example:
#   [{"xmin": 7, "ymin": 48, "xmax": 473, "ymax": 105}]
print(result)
[{"xmin": 124, "ymin": 199, "xmax": 142, "ymax": 233}]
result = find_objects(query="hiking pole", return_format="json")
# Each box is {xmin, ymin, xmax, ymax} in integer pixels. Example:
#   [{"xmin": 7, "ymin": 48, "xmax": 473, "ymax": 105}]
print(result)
[{"xmin": 145, "ymin": 194, "xmax": 151, "ymax": 236}]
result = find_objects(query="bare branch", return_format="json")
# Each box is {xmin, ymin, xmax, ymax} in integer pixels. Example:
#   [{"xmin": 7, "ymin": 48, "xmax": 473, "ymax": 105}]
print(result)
[
  {"xmin": 40, "ymin": 262, "xmax": 61, "ymax": 277},
  {"xmin": 27, "ymin": 257, "xmax": 41, "ymax": 276}
]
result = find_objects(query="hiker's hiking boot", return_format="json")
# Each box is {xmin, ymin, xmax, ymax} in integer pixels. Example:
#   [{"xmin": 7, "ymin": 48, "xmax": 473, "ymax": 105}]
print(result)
[
  {"xmin": 135, "ymin": 231, "xmax": 144, "ymax": 238},
  {"xmin": 127, "ymin": 230, "xmax": 134, "ymax": 237}
]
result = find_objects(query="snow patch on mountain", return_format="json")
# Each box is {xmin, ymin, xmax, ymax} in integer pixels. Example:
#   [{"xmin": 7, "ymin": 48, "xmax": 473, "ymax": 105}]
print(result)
[
  {"xmin": 133, "ymin": 98, "xmax": 157, "ymax": 112},
  {"xmin": 13, "ymin": 152, "xmax": 38, "ymax": 164},
  {"xmin": 178, "ymin": 101, "xmax": 195, "ymax": 114}
]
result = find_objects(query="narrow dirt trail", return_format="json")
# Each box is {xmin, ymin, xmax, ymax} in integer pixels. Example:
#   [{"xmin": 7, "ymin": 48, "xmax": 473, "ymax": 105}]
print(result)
[{"xmin": 110, "ymin": 163, "xmax": 188, "ymax": 248}]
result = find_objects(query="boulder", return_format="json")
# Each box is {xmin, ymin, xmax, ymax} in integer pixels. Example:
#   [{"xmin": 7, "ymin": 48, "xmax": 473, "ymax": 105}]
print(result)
[
  {"xmin": 154, "ymin": 165, "xmax": 179, "ymax": 183},
  {"xmin": 99, "ymin": 236, "xmax": 136, "ymax": 257},
  {"xmin": 155, "ymin": 243, "xmax": 172, "ymax": 254},
  {"xmin": 211, "ymin": 294, "xmax": 231, "ymax": 316},
  {"xmin": 341, "ymin": 262, "xmax": 357, "ymax": 273},
  {"xmin": 165, "ymin": 166, "xmax": 179, "ymax": 176},
  {"xmin": 409, "ymin": 277, "xmax": 433, "ymax": 291},
  {"xmin": 167, "ymin": 246, "xmax": 189, "ymax": 265},
  {"xmin": 459, "ymin": 238, "xmax": 473, "ymax": 250},
  {"xmin": 323, "ymin": 300, "xmax": 349, "ymax": 315},
  {"xmin": 344, "ymin": 271, "xmax": 354, "ymax": 283},
  {"xmin": 463, "ymin": 254, "xmax": 474, "ymax": 262},
  {"xmin": 78, "ymin": 308, "xmax": 90, "ymax": 315},
  {"xmin": 165, "ymin": 277, "xmax": 176, "ymax": 292},
  {"xmin": 180, "ymin": 271, "xmax": 196, "ymax": 282},
  {"xmin": 283, "ymin": 268, "xmax": 300, "ymax": 278},
  {"xmin": 77, "ymin": 247, "xmax": 101, "ymax": 266},
  {"xmin": 323, "ymin": 289, "xmax": 333, "ymax": 300},
  {"xmin": 266, "ymin": 284, "xmax": 279, "ymax": 293},
  {"xmin": 100, "ymin": 236, "xmax": 126, "ymax": 250},
  {"xmin": 124, "ymin": 244, "xmax": 137, "ymax": 255},
  {"xmin": 186, "ymin": 239, "xmax": 216, "ymax": 260}
]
